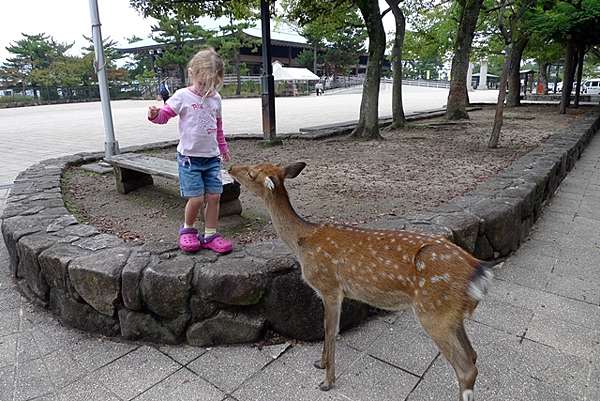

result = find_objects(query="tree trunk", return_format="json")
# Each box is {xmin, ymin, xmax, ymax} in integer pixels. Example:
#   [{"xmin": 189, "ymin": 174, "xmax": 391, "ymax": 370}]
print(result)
[
  {"xmin": 235, "ymin": 47, "xmax": 242, "ymax": 96},
  {"xmin": 538, "ymin": 61, "xmax": 549, "ymax": 95},
  {"xmin": 386, "ymin": 0, "xmax": 406, "ymax": 129},
  {"xmin": 489, "ymin": 45, "xmax": 512, "ymax": 148},
  {"xmin": 506, "ymin": 36, "xmax": 529, "ymax": 107},
  {"xmin": 574, "ymin": 44, "xmax": 585, "ymax": 108},
  {"xmin": 351, "ymin": 0, "xmax": 386, "ymax": 140},
  {"xmin": 560, "ymin": 36, "xmax": 577, "ymax": 114},
  {"xmin": 553, "ymin": 65, "xmax": 560, "ymax": 94},
  {"xmin": 446, "ymin": 0, "xmax": 483, "ymax": 120},
  {"xmin": 313, "ymin": 44, "xmax": 318, "ymax": 74}
]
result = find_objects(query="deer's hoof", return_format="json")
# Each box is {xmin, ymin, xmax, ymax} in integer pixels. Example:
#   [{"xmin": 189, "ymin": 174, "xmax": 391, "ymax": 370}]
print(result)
[
  {"xmin": 319, "ymin": 381, "xmax": 333, "ymax": 391},
  {"xmin": 313, "ymin": 360, "xmax": 325, "ymax": 370}
]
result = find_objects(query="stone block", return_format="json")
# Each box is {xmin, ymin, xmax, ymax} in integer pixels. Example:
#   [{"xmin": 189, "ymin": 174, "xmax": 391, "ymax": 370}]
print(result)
[
  {"xmin": 121, "ymin": 251, "xmax": 153, "ymax": 311},
  {"xmin": 118, "ymin": 309, "xmax": 188, "ymax": 344},
  {"xmin": 69, "ymin": 247, "xmax": 131, "ymax": 316},
  {"xmin": 49, "ymin": 289, "xmax": 120, "ymax": 336},
  {"xmin": 15, "ymin": 233, "xmax": 56, "ymax": 300},
  {"xmin": 186, "ymin": 310, "xmax": 265, "ymax": 346},
  {"xmin": 38, "ymin": 243, "xmax": 92, "ymax": 290},
  {"xmin": 263, "ymin": 270, "xmax": 369, "ymax": 341},
  {"xmin": 141, "ymin": 256, "xmax": 194, "ymax": 319}
]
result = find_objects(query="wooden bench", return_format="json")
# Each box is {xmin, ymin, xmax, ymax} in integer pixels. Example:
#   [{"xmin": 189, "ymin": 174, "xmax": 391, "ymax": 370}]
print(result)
[{"xmin": 105, "ymin": 153, "xmax": 242, "ymax": 217}]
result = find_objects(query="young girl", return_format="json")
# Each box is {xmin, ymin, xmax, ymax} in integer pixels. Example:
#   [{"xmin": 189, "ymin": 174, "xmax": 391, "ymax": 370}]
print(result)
[{"xmin": 148, "ymin": 48, "xmax": 233, "ymax": 254}]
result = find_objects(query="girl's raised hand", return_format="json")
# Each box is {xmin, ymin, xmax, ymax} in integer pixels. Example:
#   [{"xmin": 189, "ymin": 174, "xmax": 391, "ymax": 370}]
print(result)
[
  {"xmin": 221, "ymin": 151, "xmax": 231, "ymax": 162},
  {"xmin": 148, "ymin": 106, "xmax": 160, "ymax": 120}
]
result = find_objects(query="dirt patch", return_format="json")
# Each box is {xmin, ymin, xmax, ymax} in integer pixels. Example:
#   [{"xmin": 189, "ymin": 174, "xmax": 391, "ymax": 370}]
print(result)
[{"xmin": 62, "ymin": 105, "xmax": 586, "ymax": 248}]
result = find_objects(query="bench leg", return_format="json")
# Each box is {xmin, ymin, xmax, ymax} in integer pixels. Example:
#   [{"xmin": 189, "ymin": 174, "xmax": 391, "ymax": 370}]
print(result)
[{"xmin": 114, "ymin": 167, "xmax": 154, "ymax": 194}]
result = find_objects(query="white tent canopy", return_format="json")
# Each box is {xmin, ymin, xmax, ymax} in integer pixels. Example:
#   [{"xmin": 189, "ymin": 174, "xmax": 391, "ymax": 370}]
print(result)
[{"xmin": 272, "ymin": 61, "xmax": 319, "ymax": 81}]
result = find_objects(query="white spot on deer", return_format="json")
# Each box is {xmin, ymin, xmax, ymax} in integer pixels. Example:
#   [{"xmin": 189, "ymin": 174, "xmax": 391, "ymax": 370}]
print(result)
[
  {"xmin": 445, "ymin": 244, "xmax": 452, "ymax": 249},
  {"xmin": 402, "ymin": 255, "xmax": 410, "ymax": 262},
  {"xmin": 431, "ymin": 273, "xmax": 450, "ymax": 283},
  {"xmin": 453, "ymin": 251, "xmax": 460, "ymax": 256},
  {"xmin": 435, "ymin": 239, "xmax": 443, "ymax": 244},
  {"xmin": 391, "ymin": 238, "xmax": 396, "ymax": 243},
  {"xmin": 384, "ymin": 245, "xmax": 390, "ymax": 251},
  {"xmin": 419, "ymin": 278, "xmax": 426, "ymax": 288},
  {"xmin": 416, "ymin": 260, "xmax": 426, "ymax": 271},
  {"xmin": 396, "ymin": 274, "xmax": 404, "ymax": 281},
  {"xmin": 396, "ymin": 245, "xmax": 403, "ymax": 252},
  {"xmin": 430, "ymin": 252, "xmax": 438, "ymax": 260},
  {"xmin": 441, "ymin": 253, "xmax": 451, "ymax": 261}
]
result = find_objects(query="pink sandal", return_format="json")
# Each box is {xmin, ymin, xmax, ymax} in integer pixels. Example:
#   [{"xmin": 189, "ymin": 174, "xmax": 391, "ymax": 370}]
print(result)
[
  {"xmin": 202, "ymin": 233, "xmax": 233, "ymax": 254},
  {"xmin": 179, "ymin": 227, "xmax": 202, "ymax": 253}
]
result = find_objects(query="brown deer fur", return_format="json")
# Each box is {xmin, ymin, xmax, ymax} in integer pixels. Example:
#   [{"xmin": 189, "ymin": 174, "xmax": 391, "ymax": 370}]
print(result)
[{"xmin": 228, "ymin": 162, "xmax": 492, "ymax": 401}]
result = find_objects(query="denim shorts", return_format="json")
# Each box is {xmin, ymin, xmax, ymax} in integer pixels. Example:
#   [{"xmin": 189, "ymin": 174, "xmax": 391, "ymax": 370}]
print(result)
[{"xmin": 177, "ymin": 153, "xmax": 223, "ymax": 198}]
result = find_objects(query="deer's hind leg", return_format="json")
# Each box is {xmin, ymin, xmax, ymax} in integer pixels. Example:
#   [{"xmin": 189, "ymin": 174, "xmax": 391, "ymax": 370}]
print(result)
[
  {"xmin": 416, "ymin": 311, "xmax": 478, "ymax": 401},
  {"xmin": 316, "ymin": 292, "xmax": 343, "ymax": 391}
]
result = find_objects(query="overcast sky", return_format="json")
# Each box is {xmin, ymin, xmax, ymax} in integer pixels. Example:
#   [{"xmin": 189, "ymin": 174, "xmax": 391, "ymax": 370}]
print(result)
[{"xmin": 0, "ymin": 0, "xmax": 395, "ymax": 63}]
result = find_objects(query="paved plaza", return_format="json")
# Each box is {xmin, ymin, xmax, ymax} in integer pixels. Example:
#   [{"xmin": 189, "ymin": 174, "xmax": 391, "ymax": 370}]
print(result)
[
  {"xmin": 1, "ymin": 90, "xmax": 599, "ymax": 400},
  {"xmin": 0, "ymin": 85, "xmax": 498, "ymax": 186}
]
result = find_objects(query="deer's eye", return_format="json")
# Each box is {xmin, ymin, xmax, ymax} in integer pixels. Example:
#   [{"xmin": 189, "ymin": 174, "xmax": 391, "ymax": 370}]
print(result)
[{"xmin": 248, "ymin": 170, "xmax": 257, "ymax": 179}]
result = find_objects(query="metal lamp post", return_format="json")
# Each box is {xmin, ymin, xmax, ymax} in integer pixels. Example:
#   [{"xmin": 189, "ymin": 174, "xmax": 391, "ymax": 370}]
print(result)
[{"xmin": 89, "ymin": 0, "xmax": 119, "ymax": 158}]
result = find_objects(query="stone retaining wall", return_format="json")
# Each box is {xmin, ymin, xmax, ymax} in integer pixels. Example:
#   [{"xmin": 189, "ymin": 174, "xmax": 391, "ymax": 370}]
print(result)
[{"xmin": 2, "ymin": 111, "xmax": 599, "ymax": 346}]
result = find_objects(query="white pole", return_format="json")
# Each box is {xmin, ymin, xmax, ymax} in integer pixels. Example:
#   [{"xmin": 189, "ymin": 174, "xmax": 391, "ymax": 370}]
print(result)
[{"xmin": 89, "ymin": 0, "xmax": 119, "ymax": 158}]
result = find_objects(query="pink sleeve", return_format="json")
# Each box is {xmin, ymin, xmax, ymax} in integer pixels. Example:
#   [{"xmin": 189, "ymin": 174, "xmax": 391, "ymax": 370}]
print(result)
[
  {"xmin": 148, "ymin": 104, "xmax": 177, "ymax": 124},
  {"xmin": 216, "ymin": 117, "xmax": 229, "ymax": 154}
]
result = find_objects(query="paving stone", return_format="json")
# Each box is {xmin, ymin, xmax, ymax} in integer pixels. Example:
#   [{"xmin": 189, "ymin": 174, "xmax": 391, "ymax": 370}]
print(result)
[
  {"xmin": 0, "ymin": 365, "xmax": 15, "ymax": 401},
  {"xmin": 339, "ymin": 314, "xmax": 393, "ymax": 352},
  {"xmin": 368, "ymin": 313, "xmax": 439, "ymax": 376},
  {"xmin": 494, "ymin": 255, "xmax": 557, "ymax": 290},
  {"xmin": 134, "ymin": 369, "xmax": 225, "ymax": 401},
  {"xmin": 544, "ymin": 272, "xmax": 600, "ymax": 304},
  {"xmin": 56, "ymin": 376, "xmax": 121, "ymax": 401},
  {"xmin": 42, "ymin": 349, "xmax": 88, "ymax": 389},
  {"xmin": 275, "ymin": 341, "xmax": 363, "ymax": 383},
  {"xmin": 336, "ymin": 354, "xmax": 421, "ymax": 401},
  {"xmin": 487, "ymin": 279, "xmax": 600, "ymax": 330},
  {"xmin": 95, "ymin": 345, "xmax": 180, "ymax": 400},
  {"xmin": 0, "ymin": 333, "xmax": 17, "ymax": 368},
  {"xmin": 470, "ymin": 296, "xmax": 534, "ymax": 335},
  {"xmin": 187, "ymin": 345, "xmax": 272, "ymax": 393},
  {"xmin": 525, "ymin": 313, "xmax": 600, "ymax": 358},
  {"xmin": 13, "ymin": 358, "xmax": 54, "ymax": 401},
  {"xmin": 66, "ymin": 336, "xmax": 136, "ymax": 372},
  {"xmin": 0, "ymin": 307, "xmax": 23, "ymax": 337},
  {"xmin": 232, "ymin": 358, "xmax": 348, "ymax": 401},
  {"xmin": 157, "ymin": 344, "xmax": 207, "ymax": 365},
  {"xmin": 518, "ymin": 338, "xmax": 590, "ymax": 400}
]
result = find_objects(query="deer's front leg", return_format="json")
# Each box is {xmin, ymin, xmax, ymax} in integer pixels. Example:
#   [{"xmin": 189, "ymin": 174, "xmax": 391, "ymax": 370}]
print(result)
[{"xmin": 318, "ymin": 292, "xmax": 343, "ymax": 391}]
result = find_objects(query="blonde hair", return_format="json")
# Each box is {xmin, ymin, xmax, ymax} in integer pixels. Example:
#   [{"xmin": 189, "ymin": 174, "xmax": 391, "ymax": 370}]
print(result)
[{"xmin": 187, "ymin": 48, "xmax": 224, "ymax": 96}]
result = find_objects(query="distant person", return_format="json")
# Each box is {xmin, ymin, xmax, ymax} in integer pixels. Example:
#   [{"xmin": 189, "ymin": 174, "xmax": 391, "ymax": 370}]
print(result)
[
  {"xmin": 147, "ymin": 48, "xmax": 233, "ymax": 255},
  {"xmin": 315, "ymin": 81, "xmax": 324, "ymax": 96},
  {"xmin": 159, "ymin": 80, "xmax": 170, "ymax": 103}
]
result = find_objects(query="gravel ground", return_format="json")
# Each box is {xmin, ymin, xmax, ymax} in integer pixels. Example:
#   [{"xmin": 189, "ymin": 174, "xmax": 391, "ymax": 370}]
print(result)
[{"xmin": 62, "ymin": 105, "xmax": 585, "ymax": 248}]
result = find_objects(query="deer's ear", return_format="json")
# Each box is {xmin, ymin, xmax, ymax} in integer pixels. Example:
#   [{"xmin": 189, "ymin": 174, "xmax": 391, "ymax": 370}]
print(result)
[
  {"xmin": 283, "ymin": 162, "xmax": 306, "ymax": 179},
  {"xmin": 264, "ymin": 176, "xmax": 276, "ymax": 191}
]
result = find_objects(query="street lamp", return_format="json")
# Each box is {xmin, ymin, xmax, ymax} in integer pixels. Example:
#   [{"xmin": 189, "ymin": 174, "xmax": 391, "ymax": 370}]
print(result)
[{"xmin": 88, "ymin": 0, "xmax": 119, "ymax": 158}]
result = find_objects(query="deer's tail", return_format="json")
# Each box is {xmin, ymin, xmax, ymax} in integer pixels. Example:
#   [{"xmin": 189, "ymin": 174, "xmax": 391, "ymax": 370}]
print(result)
[{"xmin": 467, "ymin": 260, "xmax": 495, "ymax": 302}]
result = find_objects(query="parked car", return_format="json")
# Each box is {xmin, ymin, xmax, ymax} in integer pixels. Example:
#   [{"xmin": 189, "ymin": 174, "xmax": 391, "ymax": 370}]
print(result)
[{"xmin": 583, "ymin": 78, "xmax": 600, "ymax": 95}]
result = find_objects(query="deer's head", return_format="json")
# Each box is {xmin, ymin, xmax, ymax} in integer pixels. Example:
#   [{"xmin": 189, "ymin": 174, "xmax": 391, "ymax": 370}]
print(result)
[{"xmin": 228, "ymin": 162, "xmax": 306, "ymax": 200}]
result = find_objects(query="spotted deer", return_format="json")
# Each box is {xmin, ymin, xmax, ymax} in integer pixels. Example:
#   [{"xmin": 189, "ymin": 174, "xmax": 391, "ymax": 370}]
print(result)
[{"xmin": 228, "ymin": 162, "xmax": 494, "ymax": 401}]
